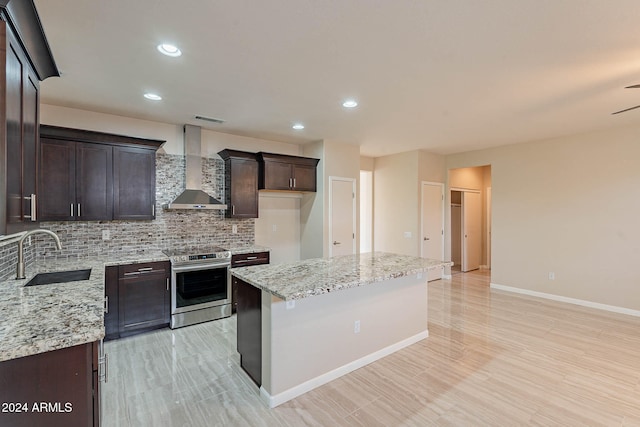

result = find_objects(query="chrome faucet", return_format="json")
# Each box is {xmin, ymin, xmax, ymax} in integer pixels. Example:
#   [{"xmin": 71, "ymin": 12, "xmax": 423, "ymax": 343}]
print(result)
[{"xmin": 16, "ymin": 229, "xmax": 62, "ymax": 279}]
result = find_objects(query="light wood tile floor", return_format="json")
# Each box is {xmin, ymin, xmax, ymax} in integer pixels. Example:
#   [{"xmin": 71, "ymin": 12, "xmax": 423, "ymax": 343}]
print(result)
[{"xmin": 102, "ymin": 270, "xmax": 640, "ymax": 426}]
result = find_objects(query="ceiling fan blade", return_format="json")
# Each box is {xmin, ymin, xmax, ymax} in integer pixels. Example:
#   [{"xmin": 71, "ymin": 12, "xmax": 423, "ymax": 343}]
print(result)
[
  {"xmin": 612, "ymin": 104, "xmax": 640, "ymax": 115},
  {"xmin": 625, "ymin": 84, "xmax": 640, "ymax": 89}
]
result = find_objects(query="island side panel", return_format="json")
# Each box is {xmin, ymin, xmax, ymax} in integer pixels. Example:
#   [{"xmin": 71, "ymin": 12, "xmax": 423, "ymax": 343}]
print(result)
[
  {"xmin": 261, "ymin": 274, "xmax": 428, "ymax": 406},
  {"xmin": 235, "ymin": 277, "xmax": 262, "ymax": 386}
]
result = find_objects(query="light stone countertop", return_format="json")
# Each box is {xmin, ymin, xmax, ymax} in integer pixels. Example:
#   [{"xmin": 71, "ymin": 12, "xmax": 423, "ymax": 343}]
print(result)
[
  {"xmin": 0, "ymin": 251, "xmax": 168, "ymax": 362},
  {"xmin": 230, "ymin": 251, "xmax": 453, "ymax": 301},
  {"xmin": 227, "ymin": 245, "xmax": 270, "ymax": 255}
]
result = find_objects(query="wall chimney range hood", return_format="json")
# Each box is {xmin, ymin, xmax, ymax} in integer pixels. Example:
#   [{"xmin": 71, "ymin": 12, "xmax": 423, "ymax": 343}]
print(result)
[{"xmin": 163, "ymin": 125, "xmax": 227, "ymax": 210}]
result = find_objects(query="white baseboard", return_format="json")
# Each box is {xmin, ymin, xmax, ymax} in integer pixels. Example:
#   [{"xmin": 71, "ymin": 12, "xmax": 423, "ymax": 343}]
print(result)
[
  {"xmin": 260, "ymin": 330, "xmax": 429, "ymax": 408},
  {"xmin": 490, "ymin": 283, "xmax": 640, "ymax": 318}
]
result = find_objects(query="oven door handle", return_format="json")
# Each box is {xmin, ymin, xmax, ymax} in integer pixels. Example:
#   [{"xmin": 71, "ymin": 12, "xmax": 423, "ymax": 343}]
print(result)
[{"xmin": 172, "ymin": 262, "xmax": 230, "ymax": 273}]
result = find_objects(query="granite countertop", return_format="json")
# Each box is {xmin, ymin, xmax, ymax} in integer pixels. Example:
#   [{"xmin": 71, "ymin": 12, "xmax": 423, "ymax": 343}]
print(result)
[
  {"xmin": 0, "ymin": 251, "xmax": 168, "ymax": 362},
  {"xmin": 227, "ymin": 245, "xmax": 270, "ymax": 255},
  {"xmin": 231, "ymin": 251, "xmax": 453, "ymax": 301}
]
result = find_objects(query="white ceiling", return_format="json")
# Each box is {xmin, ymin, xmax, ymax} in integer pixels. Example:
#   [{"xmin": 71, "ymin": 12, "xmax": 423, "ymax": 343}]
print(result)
[{"xmin": 33, "ymin": 0, "xmax": 640, "ymax": 157}]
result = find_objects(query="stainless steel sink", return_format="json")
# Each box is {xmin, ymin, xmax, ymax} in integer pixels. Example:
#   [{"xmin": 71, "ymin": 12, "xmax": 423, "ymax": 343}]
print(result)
[{"xmin": 24, "ymin": 269, "xmax": 92, "ymax": 287}]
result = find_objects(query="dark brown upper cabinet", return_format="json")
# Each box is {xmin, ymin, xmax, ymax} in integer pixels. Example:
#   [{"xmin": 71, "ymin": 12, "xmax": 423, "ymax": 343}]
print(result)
[
  {"xmin": 257, "ymin": 152, "xmax": 319, "ymax": 192},
  {"xmin": 113, "ymin": 146, "xmax": 156, "ymax": 220},
  {"xmin": 39, "ymin": 125, "xmax": 163, "ymax": 222},
  {"xmin": 218, "ymin": 149, "xmax": 259, "ymax": 218},
  {"xmin": 39, "ymin": 138, "xmax": 113, "ymax": 221},
  {"xmin": 0, "ymin": 0, "xmax": 59, "ymax": 235}
]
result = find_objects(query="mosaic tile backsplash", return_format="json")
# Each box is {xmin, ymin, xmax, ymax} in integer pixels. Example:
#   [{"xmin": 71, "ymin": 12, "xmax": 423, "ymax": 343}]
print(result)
[{"xmin": 0, "ymin": 153, "xmax": 254, "ymax": 280}]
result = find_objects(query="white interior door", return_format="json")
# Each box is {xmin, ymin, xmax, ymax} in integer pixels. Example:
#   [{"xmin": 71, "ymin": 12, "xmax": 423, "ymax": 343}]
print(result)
[
  {"xmin": 329, "ymin": 177, "xmax": 356, "ymax": 257},
  {"xmin": 421, "ymin": 182, "xmax": 444, "ymax": 281},
  {"xmin": 462, "ymin": 191, "xmax": 481, "ymax": 272}
]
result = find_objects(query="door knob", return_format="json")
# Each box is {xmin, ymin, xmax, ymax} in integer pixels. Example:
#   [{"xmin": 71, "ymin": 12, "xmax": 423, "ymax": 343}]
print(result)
[
  {"xmin": 424, "ymin": 237, "xmax": 430, "ymax": 241},
  {"xmin": 333, "ymin": 241, "xmax": 341, "ymax": 245}
]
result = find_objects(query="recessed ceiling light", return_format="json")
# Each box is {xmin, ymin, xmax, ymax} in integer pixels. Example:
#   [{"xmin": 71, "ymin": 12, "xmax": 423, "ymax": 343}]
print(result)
[
  {"xmin": 157, "ymin": 43, "xmax": 182, "ymax": 57},
  {"xmin": 144, "ymin": 93, "xmax": 162, "ymax": 101},
  {"xmin": 342, "ymin": 99, "xmax": 358, "ymax": 108},
  {"xmin": 292, "ymin": 123, "xmax": 305, "ymax": 130}
]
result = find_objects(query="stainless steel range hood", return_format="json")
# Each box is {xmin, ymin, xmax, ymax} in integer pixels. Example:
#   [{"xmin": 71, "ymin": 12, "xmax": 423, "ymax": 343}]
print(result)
[{"xmin": 163, "ymin": 125, "xmax": 227, "ymax": 210}]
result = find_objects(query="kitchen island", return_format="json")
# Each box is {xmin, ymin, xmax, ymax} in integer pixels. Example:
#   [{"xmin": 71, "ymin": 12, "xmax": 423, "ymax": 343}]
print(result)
[{"xmin": 231, "ymin": 251, "xmax": 452, "ymax": 408}]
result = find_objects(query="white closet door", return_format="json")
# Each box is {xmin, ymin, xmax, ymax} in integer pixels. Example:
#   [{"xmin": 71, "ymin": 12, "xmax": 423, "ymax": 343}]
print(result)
[{"xmin": 462, "ymin": 191, "xmax": 482, "ymax": 272}]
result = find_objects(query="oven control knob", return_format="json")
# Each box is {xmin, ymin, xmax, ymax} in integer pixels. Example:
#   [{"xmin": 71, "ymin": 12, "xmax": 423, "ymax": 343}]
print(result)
[{"xmin": 180, "ymin": 256, "xmax": 188, "ymax": 262}]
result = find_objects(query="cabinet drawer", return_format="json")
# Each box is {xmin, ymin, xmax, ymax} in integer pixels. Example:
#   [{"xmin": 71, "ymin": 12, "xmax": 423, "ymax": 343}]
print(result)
[
  {"xmin": 231, "ymin": 251, "xmax": 270, "ymax": 267},
  {"xmin": 119, "ymin": 261, "xmax": 168, "ymax": 276}
]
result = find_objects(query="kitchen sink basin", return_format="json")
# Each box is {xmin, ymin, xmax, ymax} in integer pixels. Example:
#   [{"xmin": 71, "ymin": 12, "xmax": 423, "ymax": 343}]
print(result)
[{"xmin": 24, "ymin": 269, "xmax": 92, "ymax": 287}]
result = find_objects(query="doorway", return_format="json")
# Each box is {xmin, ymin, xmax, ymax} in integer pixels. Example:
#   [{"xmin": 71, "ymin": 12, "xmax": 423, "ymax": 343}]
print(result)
[
  {"xmin": 329, "ymin": 176, "xmax": 356, "ymax": 257},
  {"xmin": 420, "ymin": 182, "xmax": 444, "ymax": 281},
  {"xmin": 451, "ymin": 189, "xmax": 482, "ymax": 272}
]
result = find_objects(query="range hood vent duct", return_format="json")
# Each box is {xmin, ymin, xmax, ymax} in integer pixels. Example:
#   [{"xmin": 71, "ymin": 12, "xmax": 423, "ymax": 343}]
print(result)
[{"xmin": 163, "ymin": 125, "xmax": 227, "ymax": 210}]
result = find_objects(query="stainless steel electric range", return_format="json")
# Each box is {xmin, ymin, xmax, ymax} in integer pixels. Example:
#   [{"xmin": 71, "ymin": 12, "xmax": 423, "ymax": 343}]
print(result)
[{"xmin": 163, "ymin": 247, "xmax": 232, "ymax": 329}]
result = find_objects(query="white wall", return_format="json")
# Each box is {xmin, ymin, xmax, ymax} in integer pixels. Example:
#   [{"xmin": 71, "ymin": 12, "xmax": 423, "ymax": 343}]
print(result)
[
  {"xmin": 373, "ymin": 150, "xmax": 446, "ymax": 256},
  {"xmin": 359, "ymin": 170, "xmax": 373, "ymax": 253},
  {"xmin": 41, "ymin": 104, "xmax": 301, "ymax": 157},
  {"xmin": 300, "ymin": 140, "xmax": 361, "ymax": 259},
  {"xmin": 373, "ymin": 151, "xmax": 419, "ymax": 256},
  {"xmin": 255, "ymin": 194, "xmax": 301, "ymax": 264},
  {"xmin": 446, "ymin": 122, "xmax": 640, "ymax": 312}
]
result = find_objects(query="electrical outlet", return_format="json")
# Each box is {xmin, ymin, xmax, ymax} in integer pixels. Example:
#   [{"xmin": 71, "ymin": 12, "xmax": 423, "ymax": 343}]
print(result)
[
  {"xmin": 417, "ymin": 272, "xmax": 423, "ymax": 280},
  {"xmin": 102, "ymin": 230, "xmax": 110, "ymax": 241},
  {"xmin": 286, "ymin": 300, "xmax": 295, "ymax": 310},
  {"xmin": 232, "ymin": 225, "xmax": 238, "ymax": 234},
  {"xmin": 354, "ymin": 320, "xmax": 361, "ymax": 334},
  {"xmin": 272, "ymin": 224, "xmax": 277, "ymax": 232},
  {"xmin": 404, "ymin": 231, "xmax": 412, "ymax": 239},
  {"xmin": 548, "ymin": 272, "xmax": 555, "ymax": 280}
]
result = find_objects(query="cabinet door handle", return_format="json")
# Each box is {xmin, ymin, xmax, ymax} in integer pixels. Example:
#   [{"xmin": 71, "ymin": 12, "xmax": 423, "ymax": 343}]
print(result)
[
  {"xmin": 71, "ymin": 203, "xmax": 74, "ymax": 217},
  {"xmin": 232, "ymin": 205, "xmax": 235, "ymax": 215},
  {"xmin": 152, "ymin": 204, "xmax": 155, "ymax": 216},
  {"xmin": 77, "ymin": 203, "xmax": 81, "ymax": 217},
  {"xmin": 104, "ymin": 295, "xmax": 108, "ymax": 314},
  {"xmin": 24, "ymin": 194, "xmax": 37, "ymax": 221},
  {"xmin": 289, "ymin": 178, "xmax": 293, "ymax": 188},
  {"xmin": 246, "ymin": 256, "xmax": 258, "ymax": 260},
  {"xmin": 99, "ymin": 340, "xmax": 108, "ymax": 383},
  {"xmin": 166, "ymin": 277, "xmax": 169, "ymax": 291},
  {"xmin": 293, "ymin": 178, "xmax": 296, "ymax": 188}
]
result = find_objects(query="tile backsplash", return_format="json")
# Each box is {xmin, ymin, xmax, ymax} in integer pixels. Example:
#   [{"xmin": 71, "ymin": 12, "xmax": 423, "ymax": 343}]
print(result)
[
  {"xmin": 0, "ymin": 236, "xmax": 36, "ymax": 281},
  {"xmin": 0, "ymin": 153, "xmax": 254, "ymax": 279}
]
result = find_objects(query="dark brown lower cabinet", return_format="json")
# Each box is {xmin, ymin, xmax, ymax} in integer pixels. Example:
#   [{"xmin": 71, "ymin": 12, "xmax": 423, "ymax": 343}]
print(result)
[
  {"xmin": 105, "ymin": 261, "xmax": 170, "ymax": 340},
  {"xmin": 0, "ymin": 341, "xmax": 100, "ymax": 427},
  {"xmin": 104, "ymin": 265, "xmax": 120, "ymax": 340},
  {"xmin": 235, "ymin": 276, "xmax": 262, "ymax": 386},
  {"xmin": 231, "ymin": 251, "xmax": 270, "ymax": 313}
]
